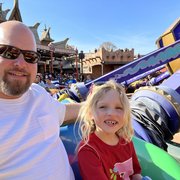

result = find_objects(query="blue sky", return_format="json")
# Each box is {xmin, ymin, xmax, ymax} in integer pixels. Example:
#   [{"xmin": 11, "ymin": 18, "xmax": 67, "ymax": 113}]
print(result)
[{"xmin": 3, "ymin": 0, "xmax": 180, "ymax": 55}]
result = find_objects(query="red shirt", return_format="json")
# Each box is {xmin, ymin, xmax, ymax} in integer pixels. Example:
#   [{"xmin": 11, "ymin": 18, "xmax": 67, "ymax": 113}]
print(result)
[{"xmin": 78, "ymin": 133, "xmax": 141, "ymax": 180}]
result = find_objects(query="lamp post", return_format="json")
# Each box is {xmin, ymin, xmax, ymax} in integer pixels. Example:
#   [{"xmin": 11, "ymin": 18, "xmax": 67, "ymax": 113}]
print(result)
[
  {"xmin": 44, "ymin": 62, "xmax": 47, "ymax": 73},
  {"xmin": 75, "ymin": 49, "xmax": 79, "ymax": 80},
  {"xmin": 101, "ymin": 60, "xmax": 104, "ymax": 76},
  {"xmin": 79, "ymin": 50, "xmax": 85, "ymax": 81},
  {"xmin": 71, "ymin": 61, "xmax": 75, "ymax": 73},
  {"xmin": 48, "ymin": 42, "xmax": 55, "ymax": 74},
  {"xmin": 59, "ymin": 57, "xmax": 63, "ymax": 78}
]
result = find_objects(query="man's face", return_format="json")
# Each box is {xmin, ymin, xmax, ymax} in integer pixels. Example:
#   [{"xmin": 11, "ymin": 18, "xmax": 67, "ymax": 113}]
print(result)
[
  {"xmin": 0, "ymin": 54, "xmax": 37, "ymax": 99},
  {"xmin": 0, "ymin": 22, "xmax": 37, "ymax": 99}
]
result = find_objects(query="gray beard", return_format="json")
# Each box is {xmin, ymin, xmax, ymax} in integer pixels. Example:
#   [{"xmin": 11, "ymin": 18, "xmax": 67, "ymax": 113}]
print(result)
[{"xmin": 0, "ymin": 73, "xmax": 31, "ymax": 97}]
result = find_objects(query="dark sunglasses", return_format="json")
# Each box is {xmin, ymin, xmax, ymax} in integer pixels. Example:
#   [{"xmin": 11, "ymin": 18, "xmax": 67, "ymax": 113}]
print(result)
[{"xmin": 0, "ymin": 44, "xmax": 41, "ymax": 64}]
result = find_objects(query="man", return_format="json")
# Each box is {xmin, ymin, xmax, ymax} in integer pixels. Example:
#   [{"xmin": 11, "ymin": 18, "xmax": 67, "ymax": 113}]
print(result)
[
  {"xmin": 44, "ymin": 75, "xmax": 57, "ymax": 89},
  {"xmin": 66, "ymin": 75, "xmax": 77, "ymax": 88},
  {"xmin": 0, "ymin": 21, "xmax": 81, "ymax": 179},
  {"xmin": 34, "ymin": 74, "xmax": 46, "ymax": 88},
  {"xmin": 84, "ymin": 74, "xmax": 92, "ymax": 84}
]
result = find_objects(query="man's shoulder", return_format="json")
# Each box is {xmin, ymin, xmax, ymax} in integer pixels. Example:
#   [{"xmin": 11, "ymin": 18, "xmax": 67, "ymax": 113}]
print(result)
[{"xmin": 30, "ymin": 83, "xmax": 48, "ymax": 96}]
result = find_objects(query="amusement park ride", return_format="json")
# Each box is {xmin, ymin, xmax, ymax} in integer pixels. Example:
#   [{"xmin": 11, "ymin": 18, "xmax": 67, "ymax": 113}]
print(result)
[{"xmin": 58, "ymin": 18, "xmax": 180, "ymax": 179}]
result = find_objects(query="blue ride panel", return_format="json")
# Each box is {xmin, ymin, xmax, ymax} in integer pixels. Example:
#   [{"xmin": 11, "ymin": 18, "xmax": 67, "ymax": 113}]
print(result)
[{"xmin": 60, "ymin": 123, "xmax": 82, "ymax": 180}]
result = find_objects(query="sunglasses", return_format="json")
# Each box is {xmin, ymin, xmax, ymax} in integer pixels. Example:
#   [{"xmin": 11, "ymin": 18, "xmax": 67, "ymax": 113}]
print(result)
[{"xmin": 0, "ymin": 44, "xmax": 41, "ymax": 64}]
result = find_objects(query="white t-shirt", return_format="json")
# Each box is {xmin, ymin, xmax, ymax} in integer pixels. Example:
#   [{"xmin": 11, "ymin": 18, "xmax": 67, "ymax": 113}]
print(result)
[{"xmin": 0, "ymin": 83, "xmax": 75, "ymax": 180}]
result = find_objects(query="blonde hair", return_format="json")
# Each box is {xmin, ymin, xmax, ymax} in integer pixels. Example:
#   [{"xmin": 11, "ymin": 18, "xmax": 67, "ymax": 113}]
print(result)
[{"xmin": 77, "ymin": 80, "xmax": 134, "ymax": 145}]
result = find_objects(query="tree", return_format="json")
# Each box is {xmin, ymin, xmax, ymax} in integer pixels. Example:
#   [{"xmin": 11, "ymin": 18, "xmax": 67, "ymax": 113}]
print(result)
[{"xmin": 99, "ymin": 42, "xmax": 117, "ymax": 52}]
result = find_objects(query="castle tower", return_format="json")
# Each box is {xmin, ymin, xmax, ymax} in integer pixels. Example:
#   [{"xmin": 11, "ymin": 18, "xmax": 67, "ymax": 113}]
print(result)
[{"xmin": 8, "ymin": 0, "xmax": 22, "ymax": 22}]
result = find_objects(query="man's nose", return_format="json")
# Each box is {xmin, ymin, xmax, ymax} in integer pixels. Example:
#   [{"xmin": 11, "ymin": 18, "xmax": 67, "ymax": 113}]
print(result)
[{"xmin": 14, "ymin": 54, "xmax": 26, "ymax": 66}]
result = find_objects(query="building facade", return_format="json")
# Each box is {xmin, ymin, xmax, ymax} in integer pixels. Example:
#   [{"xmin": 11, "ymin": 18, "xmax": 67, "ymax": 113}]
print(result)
[{"xmin": 83, "ymin": 47, "xmax": 135, "ymax": 79}]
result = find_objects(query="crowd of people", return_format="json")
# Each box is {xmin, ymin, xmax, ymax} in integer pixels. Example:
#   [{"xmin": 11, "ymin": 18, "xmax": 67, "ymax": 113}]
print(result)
[
  {"xmin": 35, "ymin": 72, "xmax": 93, "ymax": 89},
  {"xmin": 125, "ymin": 70, "xmax": 166, "ymax": 93}
]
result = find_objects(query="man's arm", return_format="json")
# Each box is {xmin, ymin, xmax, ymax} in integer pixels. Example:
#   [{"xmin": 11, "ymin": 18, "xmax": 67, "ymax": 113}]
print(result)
[{"xmin": 64, "ymin": 102, "xmax": 83, "ymax": 122}]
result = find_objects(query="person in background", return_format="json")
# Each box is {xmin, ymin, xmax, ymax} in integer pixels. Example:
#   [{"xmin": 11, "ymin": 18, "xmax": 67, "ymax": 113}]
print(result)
[
  {"xmin": 34, "ymin": 74, "xmax": 46, "ymax": 88},
  {"xmin": 84, "ymin": 74, "xmax": 92, "ymax": 84},
  {"xmin": 0, "ymin": 20, "xmax": 82, "ymax": 180},
  {"xmin": 77, "ymin": 80, "xmax": 152, "ymax": 180},
  {"xmin": 66, "ymin": 74, "xmax": 77, "ymax": 88},
  {"xmin": 44, "ymin": 75, "xmax": 57, "ymax": 89}
]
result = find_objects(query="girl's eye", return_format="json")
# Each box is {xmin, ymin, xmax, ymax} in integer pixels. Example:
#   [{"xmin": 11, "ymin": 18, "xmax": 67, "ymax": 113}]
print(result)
[{"xmin": 99, "ymin": 106, "xmax": 106, "ymax": 109}]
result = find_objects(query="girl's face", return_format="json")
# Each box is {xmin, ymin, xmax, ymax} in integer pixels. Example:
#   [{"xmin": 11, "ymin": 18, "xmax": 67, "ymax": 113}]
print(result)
[{"xmin": 92, "ymin": 89, "xmax": 125, "ymax": 137}]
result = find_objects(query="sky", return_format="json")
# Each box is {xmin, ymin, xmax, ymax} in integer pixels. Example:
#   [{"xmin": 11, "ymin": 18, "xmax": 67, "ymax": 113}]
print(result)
[{"xmin": 2, "ymin": 0, "xmax": 180, "ymax": 55}]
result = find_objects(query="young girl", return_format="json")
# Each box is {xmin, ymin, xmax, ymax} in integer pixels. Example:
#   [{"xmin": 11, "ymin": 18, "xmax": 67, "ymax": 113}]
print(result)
[{"xmin": 77, "ymin": 80, "xmax": 150, "ymax": 180}]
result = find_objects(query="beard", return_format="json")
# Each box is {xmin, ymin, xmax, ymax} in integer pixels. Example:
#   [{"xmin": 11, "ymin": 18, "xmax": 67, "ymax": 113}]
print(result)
[{"xmin": 0, "ymin": 70, "xmax": 31, "ymax": 97}]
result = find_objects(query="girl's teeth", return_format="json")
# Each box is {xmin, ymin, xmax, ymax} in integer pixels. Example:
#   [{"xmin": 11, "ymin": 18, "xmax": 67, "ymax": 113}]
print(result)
[{"xmin": 105, "ymin": 121, "xmax": 116, "ymax": 125}]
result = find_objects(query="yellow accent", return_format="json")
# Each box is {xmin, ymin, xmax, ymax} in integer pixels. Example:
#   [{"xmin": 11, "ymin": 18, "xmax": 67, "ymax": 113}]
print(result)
[
  {"xmin": 156, "ymin": 18, "xmax": 180, "ymax": 73},
  {"xmin": 161, "ymin": 34, "xmax": 175, "ymax": 46},
  {"xmin": 58, "ymin": 93, "xmax": 69, "ymax": 102}
]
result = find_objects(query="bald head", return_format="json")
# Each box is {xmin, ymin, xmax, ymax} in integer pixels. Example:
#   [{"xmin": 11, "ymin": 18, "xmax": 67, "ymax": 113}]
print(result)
[{"xmin": 0, "ymin": 20, "xmax": 37, "ymax": 51}]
